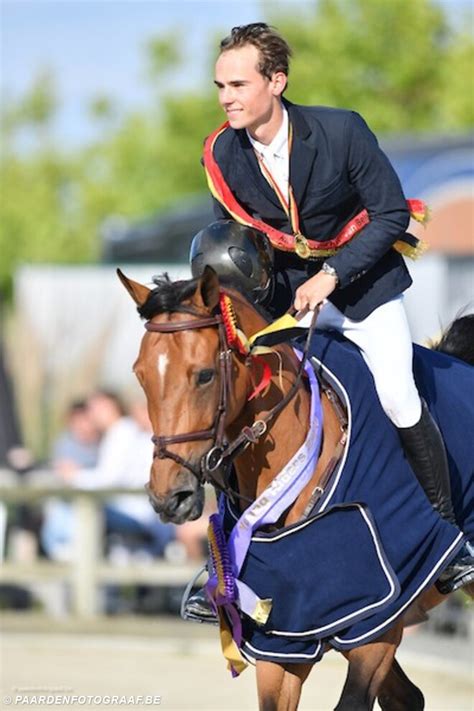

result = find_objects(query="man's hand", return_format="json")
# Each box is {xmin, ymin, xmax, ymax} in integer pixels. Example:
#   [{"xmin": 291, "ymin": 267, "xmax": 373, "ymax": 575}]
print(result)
[{"xmin": 294, "ymin": 271, "xmax": 338, "ymax": 311}]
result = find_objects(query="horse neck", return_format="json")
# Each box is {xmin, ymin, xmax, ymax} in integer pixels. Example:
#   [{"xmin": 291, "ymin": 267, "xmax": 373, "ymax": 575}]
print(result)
[{"xmin": 227, "ymin": 295, "xmax": 312, "ymax": 507}]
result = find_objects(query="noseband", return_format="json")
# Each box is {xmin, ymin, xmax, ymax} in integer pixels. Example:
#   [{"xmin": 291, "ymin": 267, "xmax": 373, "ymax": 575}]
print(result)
[{"xmin": 144, "ymin": 302, "xmax": 318, "ymax": 501}]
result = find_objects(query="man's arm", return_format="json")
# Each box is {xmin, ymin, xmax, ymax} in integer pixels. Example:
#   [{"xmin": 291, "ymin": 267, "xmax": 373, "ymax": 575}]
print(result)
[{"xmin": 325, "ymin": 112, "xmax": 410, "ymax": 289}]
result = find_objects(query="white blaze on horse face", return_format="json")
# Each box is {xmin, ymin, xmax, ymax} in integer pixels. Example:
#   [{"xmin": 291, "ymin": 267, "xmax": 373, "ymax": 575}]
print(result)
[{"xmin": 157, "ymin": 353, "xmax": 169, "ymax": 389}]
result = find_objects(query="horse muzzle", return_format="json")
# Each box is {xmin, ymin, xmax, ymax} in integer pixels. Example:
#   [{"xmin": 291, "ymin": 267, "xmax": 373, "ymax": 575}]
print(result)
[{"xmin": 147, "ymin": 475, "xmax": 205, "ymax": 524}]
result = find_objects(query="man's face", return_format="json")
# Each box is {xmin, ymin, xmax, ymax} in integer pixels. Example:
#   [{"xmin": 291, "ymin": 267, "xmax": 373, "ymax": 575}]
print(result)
[
  {"xmin": 87, "ymin": 395, "xmax": 120, "ymax": 433},
  {"xmin": 214, "ymin": 45, "xmax": 285, "ymax": 133}
]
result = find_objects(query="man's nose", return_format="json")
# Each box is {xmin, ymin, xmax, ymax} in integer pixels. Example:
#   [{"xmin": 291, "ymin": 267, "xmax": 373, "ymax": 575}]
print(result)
[{"xmin": 220, "ymin": 86, "xmax": 235, "ymax": 106}]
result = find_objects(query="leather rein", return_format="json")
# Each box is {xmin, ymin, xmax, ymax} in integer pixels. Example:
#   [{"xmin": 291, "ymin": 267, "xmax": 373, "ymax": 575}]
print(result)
[{"xmin": 144, "ymin": 304, "xmax": 319, "ymax": 503}]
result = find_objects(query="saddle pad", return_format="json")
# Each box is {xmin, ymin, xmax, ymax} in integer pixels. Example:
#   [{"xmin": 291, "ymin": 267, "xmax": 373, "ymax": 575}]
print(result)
[{"xmin": 238, "ymin": 503, "xmax": 399, "ymax": 637}]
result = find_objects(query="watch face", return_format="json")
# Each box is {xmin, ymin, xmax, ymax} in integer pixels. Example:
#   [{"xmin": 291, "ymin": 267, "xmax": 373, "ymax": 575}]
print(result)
[{"xmin": 322, "ymin": 263, "xmax": 338, "ymax": 281}]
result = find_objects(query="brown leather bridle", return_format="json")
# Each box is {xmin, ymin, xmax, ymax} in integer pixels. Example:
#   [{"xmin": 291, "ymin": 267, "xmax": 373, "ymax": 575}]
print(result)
[
  {"xmin": 145, "ymin": 312, "xmax": 231, "ymax": 483},
  {"xmin": 144, "ymin": 304, "xmax": 319, "ymax": 501}
]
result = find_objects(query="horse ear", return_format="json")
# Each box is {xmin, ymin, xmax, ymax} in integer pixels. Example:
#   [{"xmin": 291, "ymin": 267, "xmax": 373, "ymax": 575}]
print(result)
[
  {"xmin": 117, "ymin": 268, "xmax": 151, "ymax": 306},
  {"xmin": 198, "ymin": 265, "xmax": 220, "ymax": 311}
]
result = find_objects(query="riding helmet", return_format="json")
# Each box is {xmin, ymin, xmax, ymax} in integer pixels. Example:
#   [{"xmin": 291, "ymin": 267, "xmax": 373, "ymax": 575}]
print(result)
[{"xmin": 189, "ymin": 220, "xmax": 274, "ymax": 304}]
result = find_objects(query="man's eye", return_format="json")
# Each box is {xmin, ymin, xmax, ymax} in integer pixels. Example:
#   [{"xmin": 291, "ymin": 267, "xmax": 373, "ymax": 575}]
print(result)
[{"xmin": 197, "ymin": 369, "xmax": 216, "ymax": 386}]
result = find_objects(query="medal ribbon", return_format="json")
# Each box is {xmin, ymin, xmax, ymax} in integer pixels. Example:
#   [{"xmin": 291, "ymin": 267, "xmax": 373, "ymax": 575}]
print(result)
[{"xmin": 253, "ymin": 123, "xmax": 310, "ymax": 257}]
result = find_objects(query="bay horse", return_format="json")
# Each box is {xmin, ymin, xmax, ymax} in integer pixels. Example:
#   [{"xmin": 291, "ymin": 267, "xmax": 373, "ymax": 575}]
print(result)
[{"xmin": 118, "ymin": 265, "xmax": 472, "ymax": 711}]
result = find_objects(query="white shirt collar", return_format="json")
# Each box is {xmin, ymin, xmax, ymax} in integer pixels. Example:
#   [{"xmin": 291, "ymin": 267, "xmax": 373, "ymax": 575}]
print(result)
[{"xmin": 247, "ymin": 106, "xmax": 288, "ymax": 160}]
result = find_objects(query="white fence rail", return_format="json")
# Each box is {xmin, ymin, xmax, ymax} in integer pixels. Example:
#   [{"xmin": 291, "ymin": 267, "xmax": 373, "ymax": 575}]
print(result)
[{"xmin": 0, "ymin": 478, "xmax": 202, "ymax": 618}]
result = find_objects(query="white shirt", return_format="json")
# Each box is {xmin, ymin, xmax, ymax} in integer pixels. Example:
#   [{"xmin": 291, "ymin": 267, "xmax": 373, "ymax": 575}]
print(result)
[
  {"xmin": 247, "ymin": 107, "xmax": 289, "ymax": 201},
  {"xmin": 73, "ymin": 417, "xmax": 155, "ymax": 524}
]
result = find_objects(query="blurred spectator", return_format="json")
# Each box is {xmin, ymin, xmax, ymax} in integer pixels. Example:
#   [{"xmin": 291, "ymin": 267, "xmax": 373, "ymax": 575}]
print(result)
[
  {"xmin": 41, "ymin": 399, "xmax": 100, "ymax": 561},
  {"xmin": 41, "ymin": 389, "xmax": 209, "ymax": 578},
  {"xmin": 52, "ymin": 399, "xmax": 99, "ymax": 469},
  {"xmin": 43, "ymin": 390, "xmax": 174, "ymax": 560}
]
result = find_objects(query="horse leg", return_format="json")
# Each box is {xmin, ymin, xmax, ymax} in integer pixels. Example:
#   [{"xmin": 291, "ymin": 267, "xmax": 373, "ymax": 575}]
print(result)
[
  {"xmin": 335, "ymin": 621, "xmax": 403, "ymax": 711},
  {"xmin": 255, "ymin": 660, "xmax": 313, "ymax": 711},
  {"xmin": 377, "ymin": 656, "xmax": 424, "ymax": 711}
]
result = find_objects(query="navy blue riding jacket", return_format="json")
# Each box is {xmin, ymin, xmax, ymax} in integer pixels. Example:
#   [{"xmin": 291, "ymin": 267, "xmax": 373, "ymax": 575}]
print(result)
[{"xmin": 209, "ymin": 100, "xmax": 412, "ymax": 321}]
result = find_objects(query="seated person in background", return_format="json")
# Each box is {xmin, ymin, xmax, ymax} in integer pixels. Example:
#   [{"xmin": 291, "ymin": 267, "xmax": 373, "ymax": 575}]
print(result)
[
  {"xmin": 41, "ymin": 400, "xmax": 100, "ymax": 561},
  {"xmin": 55, "ymin": 389, "xmax": 176, "ymax": 558},
  {"xmin": 43, "ymin": 389, "xmax": 209, "ymax": 563},
  {"xmin": 52, "ymin": 399, "xmax": 99, "ymax": 469}
]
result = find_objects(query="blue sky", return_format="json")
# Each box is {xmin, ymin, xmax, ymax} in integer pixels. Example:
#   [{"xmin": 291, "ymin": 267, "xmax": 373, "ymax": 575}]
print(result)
[
  {"xmin": 1, "ymin": 0, "xmax": 471, "ymax": 147},
  {"xmin": 1, "ymin": 0, "xmax": 300, "ymax": 146}
]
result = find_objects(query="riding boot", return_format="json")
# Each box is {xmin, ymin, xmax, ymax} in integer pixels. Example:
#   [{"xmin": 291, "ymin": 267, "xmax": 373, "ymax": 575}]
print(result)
[
  {"xmin": 182, "ymin": 587, "xmax": 218, "ymax": 624},
  {"xmin": 398, "ymin": 400, "xmax": 474, "ymax": 595}
]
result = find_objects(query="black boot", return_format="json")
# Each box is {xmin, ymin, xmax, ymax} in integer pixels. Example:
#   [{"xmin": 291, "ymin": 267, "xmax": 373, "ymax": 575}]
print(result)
[{"xmin": 398, "ymin": 401, "xmax": 474, "ymax": 595}]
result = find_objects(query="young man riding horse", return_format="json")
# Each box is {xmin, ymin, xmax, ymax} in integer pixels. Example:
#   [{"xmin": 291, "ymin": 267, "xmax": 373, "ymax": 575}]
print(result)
[{"xmin": 185, "ymin": 20, "xmax": 473, "ymax": 619}]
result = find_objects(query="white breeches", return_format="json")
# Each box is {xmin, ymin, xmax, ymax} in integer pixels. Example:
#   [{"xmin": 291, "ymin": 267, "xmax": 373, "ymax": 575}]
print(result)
[{"xmin": 314, "ymin": 296, "xmax": 422, "ymax": 428}]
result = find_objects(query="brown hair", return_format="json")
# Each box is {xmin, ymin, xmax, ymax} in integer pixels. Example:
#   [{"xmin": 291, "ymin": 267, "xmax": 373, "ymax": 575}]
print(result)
[{"xmin": 219, "ymin": 23, "xmax": 292, "ymax": 81}]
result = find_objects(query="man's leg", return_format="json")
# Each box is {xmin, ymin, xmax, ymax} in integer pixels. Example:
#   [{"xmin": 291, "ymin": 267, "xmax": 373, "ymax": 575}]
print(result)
[{"xmin": 317, "ymin": 296, "xmax": 421, "ymax": 427}]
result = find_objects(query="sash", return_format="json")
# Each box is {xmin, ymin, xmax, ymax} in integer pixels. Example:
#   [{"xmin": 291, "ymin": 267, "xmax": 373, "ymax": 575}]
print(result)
[{"xmin": 203, "ymin": 121, "xmax": 429, "ymax": 261}]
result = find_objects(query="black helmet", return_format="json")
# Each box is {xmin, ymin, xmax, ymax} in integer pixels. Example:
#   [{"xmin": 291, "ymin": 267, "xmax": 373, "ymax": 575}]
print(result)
[{"xmin": 190, "ymin": 220, "xmax": 274, "ymax": 304}]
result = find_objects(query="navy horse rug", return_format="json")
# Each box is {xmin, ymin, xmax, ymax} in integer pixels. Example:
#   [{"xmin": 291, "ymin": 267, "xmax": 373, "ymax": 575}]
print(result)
[{"xmin": 220, "ymin": 331, "xmax": 474, "ymax": 666}]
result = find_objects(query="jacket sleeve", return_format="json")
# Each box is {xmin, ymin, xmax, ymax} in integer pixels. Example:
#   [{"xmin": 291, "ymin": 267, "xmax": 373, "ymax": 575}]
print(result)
[{"xmin": 325, "ymin": 112, "xmax": 410, "ymax": 289}]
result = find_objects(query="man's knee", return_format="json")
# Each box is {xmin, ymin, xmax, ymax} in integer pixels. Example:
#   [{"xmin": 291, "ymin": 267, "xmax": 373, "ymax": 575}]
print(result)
[{"xmin": 376, "ymin": 383, "xmax": 421, "ymax": 428}]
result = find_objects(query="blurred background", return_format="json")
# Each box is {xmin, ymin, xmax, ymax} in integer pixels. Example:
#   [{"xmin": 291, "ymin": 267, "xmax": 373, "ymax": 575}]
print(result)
[{"xmin": 0, "ymin": 1, "xmax": 473, "ymax": 708}]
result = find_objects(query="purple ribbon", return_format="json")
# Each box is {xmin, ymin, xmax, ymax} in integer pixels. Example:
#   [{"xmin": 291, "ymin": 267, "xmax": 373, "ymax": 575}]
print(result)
[{"xmin": 206, "ymin": 355, "xmax": 323, "ymax": 657}]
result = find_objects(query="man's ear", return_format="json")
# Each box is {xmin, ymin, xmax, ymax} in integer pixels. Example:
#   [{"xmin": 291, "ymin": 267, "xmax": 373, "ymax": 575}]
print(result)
[
  {"xmin": 271, "ymin": 71, "xmax": 287, "ymax": 96},
  {"xmin": 196, "ymin": 265, "xmax": 221, "ymax": 311},
  {"xmin": 117, "ymin": 268, "xmax": 151, "ymax": 306}
]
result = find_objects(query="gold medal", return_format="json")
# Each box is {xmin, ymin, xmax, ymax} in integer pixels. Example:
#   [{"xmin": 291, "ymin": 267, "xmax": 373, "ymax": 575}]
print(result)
[{"xmin": 294, "ymin": 233, "xmax": 311, "ymax": 259}]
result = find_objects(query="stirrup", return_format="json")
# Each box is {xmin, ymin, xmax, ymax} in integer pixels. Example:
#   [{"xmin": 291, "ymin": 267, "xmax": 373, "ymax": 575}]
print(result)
[
  {"xmin": 436, "ymin": 542, "xmax": 474, "ymax": 595},
  {"xmin": 180, "ymin": 565, "xmax": 218, "ymax": 625}
]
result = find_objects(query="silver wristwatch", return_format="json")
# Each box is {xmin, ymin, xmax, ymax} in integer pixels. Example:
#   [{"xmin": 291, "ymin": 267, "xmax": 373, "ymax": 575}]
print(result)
[{"xmin": 321, "ymin": 262, "xmax": 339, "ymax": 284}]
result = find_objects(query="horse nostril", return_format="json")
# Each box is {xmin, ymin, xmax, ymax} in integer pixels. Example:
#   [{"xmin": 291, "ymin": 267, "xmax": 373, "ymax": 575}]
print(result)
[{"xmin": 166, "ymin": 488, "xmax": 194, "ymax": 514}]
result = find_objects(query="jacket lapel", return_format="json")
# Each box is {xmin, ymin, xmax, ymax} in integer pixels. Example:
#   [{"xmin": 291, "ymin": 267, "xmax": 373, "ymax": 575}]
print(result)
[
  {"xmin": 286, "ymin": 100, "xmax": 318, "ymax": 206},
  {"xmin": 235, "ymin": 130, "xmax": 282, "ymax": 208}
]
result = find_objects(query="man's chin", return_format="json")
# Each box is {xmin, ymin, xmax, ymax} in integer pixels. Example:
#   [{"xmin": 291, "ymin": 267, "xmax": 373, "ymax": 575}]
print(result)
[{"xmin": 227, "ymin": 114, "xmax": 246, "ymax": 129}]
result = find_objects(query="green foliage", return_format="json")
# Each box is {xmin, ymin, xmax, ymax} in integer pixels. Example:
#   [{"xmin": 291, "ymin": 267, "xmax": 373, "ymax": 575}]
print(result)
[
  {"xmin": 2, "ymin": 69, "xmax": 57, "ymax": 134},
  {"xmin": 146, "ymin": 32, "xmax": 183, "ymax": 80},
  {"xmin": 88, "ymin": 95, "xmax": 118, "ymax": 121},
  {"xmin": 279, "ymin": 0, "xmax": 451, "ymax": 132},
  {"xmin": 0, "ymin": 0, "xmax": 472, "ymax": 297}
]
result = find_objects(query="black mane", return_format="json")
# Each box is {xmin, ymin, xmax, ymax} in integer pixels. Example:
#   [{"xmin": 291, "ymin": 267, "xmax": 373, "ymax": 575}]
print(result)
[{"xmin": 137, "ymin": 273, "xmax": 201, "ymax": 320}]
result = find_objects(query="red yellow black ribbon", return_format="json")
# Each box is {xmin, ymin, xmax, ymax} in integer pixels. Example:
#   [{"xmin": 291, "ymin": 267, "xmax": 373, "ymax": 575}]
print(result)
[{"xmin": 203, "ymin": 121, "xmax": 429, "ymax": 260}]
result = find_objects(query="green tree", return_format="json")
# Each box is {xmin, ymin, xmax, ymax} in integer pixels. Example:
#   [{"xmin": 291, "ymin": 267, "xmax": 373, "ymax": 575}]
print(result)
[{"xmin": 274, "ymin": 0, "xmax": 461, "ymax": 132}]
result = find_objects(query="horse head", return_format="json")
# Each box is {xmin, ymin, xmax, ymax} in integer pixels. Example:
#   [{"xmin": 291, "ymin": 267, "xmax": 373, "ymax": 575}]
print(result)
[{"xmin": 118, "ymin": 266, "xmax": 271, "ymax": 524}]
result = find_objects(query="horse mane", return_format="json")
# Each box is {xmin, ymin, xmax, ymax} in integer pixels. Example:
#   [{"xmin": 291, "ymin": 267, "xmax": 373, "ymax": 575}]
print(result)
[{"xmin": 137, "ymin": 272, "xmax": 271, "ymax": 323}]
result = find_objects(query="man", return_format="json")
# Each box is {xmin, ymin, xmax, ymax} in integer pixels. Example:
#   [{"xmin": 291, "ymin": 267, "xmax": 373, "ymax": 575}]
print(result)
[
  {"xmin": 52, "ymin": 390, "xmax": 176, "ymax": 561},
  {"xmin": 196, "ymin": 23, "xmax": 473, "ymax": 596}
]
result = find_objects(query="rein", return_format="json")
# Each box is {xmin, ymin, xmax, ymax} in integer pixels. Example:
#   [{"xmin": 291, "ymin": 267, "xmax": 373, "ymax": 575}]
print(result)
[{"xmin": 144, "ymin": 299, "xmax": 319, "ymax": 502}]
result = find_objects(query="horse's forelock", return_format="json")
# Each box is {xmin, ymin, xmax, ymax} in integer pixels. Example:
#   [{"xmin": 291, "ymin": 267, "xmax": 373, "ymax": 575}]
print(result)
[{"xmin": 137, "ymin": 273, "xmax": 201, "ymax": 320}]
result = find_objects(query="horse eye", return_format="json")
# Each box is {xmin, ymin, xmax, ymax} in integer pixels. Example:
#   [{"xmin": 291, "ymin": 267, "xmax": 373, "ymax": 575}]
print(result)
[{"xmin": 197, "ymin": 368, "xmax": 216, "ymax": 386}]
